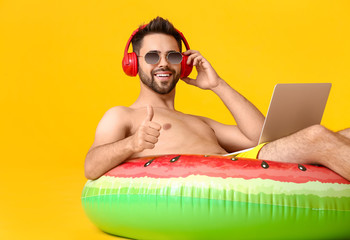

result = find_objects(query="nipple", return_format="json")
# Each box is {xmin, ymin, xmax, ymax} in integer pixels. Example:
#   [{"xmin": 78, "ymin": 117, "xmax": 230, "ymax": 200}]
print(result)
[{"xmin": 163, "ymin": 123, "xmax": 172, "ymax": 130}]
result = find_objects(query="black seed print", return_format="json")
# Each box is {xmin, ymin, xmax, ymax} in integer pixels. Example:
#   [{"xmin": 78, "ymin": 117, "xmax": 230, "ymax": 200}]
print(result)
[
  {"xmin": 261, "ymin": 161, "xmax": 269, "ymax": 169},
  {"xmin": 170, "ymin": 155, "xmax": 181, "ymax": 163},
  {"xmin": 298, "ymin": 164, "xmax": 307, "ymax": 171},
  {"xmin": 144, "ymin": 158, "xmax": 155, "ymax": 167}
]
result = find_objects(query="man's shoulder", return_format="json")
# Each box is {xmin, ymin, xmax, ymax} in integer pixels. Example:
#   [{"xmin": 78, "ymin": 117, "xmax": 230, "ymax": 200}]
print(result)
[
  {"xmin": 105, "ymin": 106, "xmax": 132, "ymax": 115},
  {"xmin": 100, "ymin": 106, "xmax": 133, "ymax": 123},
  {"xmin": 95, "ymin": 106, "xmax": 134, "ymax": 132}
]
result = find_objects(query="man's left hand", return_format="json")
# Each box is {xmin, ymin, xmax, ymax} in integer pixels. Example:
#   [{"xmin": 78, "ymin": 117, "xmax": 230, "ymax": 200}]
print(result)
[{"xmin": 181, "ymin": 50, "xmax": 223, "ymax": 90}]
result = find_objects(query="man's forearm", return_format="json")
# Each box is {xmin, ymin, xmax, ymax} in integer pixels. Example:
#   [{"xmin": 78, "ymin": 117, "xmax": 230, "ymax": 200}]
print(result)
[
  {"xmin": 84, "ymin": 136, "xmax": 135, "ymax": 180},
  {"xmin": 212, "ymin": 79, "xmax": 265, "ymax": 142}
]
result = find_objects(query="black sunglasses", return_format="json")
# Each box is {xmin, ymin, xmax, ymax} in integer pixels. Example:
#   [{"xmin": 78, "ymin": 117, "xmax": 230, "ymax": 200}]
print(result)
[{"xmin": 138, "ymin": 51, "xmax": 183, "ymax": 65}]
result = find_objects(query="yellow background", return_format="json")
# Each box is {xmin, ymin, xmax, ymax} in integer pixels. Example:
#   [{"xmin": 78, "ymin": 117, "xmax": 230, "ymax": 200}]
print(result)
[{"xmin": 1, "ymin": 0, "xmax": 349, "ymax": 239}]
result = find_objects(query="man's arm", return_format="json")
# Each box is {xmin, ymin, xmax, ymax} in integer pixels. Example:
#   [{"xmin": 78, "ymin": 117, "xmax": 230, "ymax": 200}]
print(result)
[
  {"xmin": 211, "ymin": 80, "xmax": 265, "ymax": 143},
  {"xmin": 84, "ymin": 106, "xmax": 161, "ymax": 180},
  {"xmin": 182, "ymin": 50, "xmax": 265, "ymax": 151}
]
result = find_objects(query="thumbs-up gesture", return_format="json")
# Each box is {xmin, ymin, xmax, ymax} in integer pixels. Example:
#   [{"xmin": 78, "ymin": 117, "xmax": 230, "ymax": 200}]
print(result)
[{"xmin": 132, "ymin": 105, "xmax": 162, "ymax": 153}]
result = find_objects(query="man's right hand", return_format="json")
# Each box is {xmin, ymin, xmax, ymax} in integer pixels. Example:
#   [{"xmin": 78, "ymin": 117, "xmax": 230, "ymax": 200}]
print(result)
[{"xmin": 131, "ymin": 105, "xmax": 161, "ymax": 152}]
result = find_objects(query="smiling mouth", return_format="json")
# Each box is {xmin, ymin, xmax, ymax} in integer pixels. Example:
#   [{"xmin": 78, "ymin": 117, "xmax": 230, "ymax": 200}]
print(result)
[
  {"xmin": 155, "ymin": 73, "xmax": 171, "ymax": 77},
  {"xmin": 154, "ymin": 72, "xmax": 173, "ymax": 81}
]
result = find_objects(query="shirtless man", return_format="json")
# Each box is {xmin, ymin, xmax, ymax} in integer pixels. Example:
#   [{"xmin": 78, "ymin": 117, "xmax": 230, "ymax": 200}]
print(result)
[{"xmin": 84, "ymin": 17, "xmax": 350, "ymax": 181}]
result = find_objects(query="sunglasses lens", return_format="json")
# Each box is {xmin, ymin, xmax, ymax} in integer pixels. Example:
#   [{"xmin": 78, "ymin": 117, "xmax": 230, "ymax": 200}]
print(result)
[
  {"xmin": 144, "ymin": 51, "xmax": 183, "ymax": 64},
  {"xmin": 167, "ymin": 52, "xmax": 183, "ymax": 64},
  {"xmin": 144, "ymin": 52, "xmax": 160, "ymax": 64}
]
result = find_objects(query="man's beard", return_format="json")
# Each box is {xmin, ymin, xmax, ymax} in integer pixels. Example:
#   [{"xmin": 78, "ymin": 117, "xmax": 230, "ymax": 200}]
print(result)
[{"xmin": 139, "ymin": 67, "xmax": 180, "ymax": 94}]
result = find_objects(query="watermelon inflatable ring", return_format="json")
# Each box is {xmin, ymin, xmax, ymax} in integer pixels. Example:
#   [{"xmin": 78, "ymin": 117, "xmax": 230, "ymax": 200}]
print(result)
[{"xmin": 81, "ymin": 154, "xmax": 350, "ymax": 239}]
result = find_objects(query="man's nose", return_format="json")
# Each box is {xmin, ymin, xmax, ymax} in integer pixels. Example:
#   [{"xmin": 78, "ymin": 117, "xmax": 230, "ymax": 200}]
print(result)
[{"xmin": 157, "ymin": 54, "xmax": 169, "ymax": 67}]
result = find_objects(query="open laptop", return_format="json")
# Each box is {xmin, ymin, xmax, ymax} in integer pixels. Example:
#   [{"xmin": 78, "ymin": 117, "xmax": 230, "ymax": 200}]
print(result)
[{"xmin": 225, "ymin": 83, "xmax": 332, "ymax": 156}]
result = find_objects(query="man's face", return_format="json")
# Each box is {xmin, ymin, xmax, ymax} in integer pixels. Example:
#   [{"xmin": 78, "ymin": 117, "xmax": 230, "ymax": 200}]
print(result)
[{"xmin": 138, "ymin": 33, "xmax": 181, "ymax": 94}]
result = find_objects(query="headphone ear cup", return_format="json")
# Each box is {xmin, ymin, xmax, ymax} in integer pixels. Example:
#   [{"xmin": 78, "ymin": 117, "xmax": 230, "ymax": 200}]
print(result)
[
  {"xmin": 180, "ymin": 54, "xmax": 193, "ymax": 78},
  {"xmin": 122, "ymin": 52, "xmax": 138, "ymax": 77}
]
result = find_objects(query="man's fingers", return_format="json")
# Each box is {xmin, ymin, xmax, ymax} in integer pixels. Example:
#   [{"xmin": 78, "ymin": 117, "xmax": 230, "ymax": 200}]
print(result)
[
  {"xmin": 144, "ymin": 135, "xmax": 158, "ymax": 144},
  {"xmin": 149, "ymin": 121, "xmax": 161, "ymax": 131},
  {"xmin": 143, "ymin": 105, "xmax": 161, "ymax": 131},
  {"xmin": 144, "ymin": 142, "xmax": 156, "ymax": 149},
  {"xmin": 183, "ymin": 49, "xmax": 199, "ymax": 56},
  {"xmin": 183, "ymin": 50, "xmax": 200, "ymax": 65},
  {"xmin": 145, "ymin": 126, "xmax": 161, "ymax": 137},
  {"xmin": 134, "ymin": 105, "xmax": 162, "ymax": 152},
  {"xmin": 141, "ymin": 105, "xmax": 155, "ymax": 125},
  {"xmin": 181, "ymin": 77, "xmax": 195, "ymax": 85}
]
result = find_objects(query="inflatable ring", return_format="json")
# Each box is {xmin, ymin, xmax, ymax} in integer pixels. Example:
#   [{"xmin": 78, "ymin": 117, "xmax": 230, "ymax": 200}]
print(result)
[{"xmin": 81, "ymin": 154, "xmax": 350, "ymax": 239}]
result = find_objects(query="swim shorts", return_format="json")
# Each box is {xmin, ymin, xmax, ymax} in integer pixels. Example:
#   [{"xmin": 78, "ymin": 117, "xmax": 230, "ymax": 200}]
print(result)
[{"xmin": 225, "ymin": 143, "xmax": 268, "ymax": 159}]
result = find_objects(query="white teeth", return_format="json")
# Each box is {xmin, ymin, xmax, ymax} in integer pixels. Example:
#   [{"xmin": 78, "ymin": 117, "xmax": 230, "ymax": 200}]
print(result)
[{"xmin": 156, "ymin": 74, "xmax": 170, "ymax": 77}]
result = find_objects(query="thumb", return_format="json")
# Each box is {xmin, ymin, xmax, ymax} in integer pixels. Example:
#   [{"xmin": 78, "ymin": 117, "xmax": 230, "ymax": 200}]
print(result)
[
  {"xmin": 145, "ymin": 105, "xmax": 154, "ymax": 122},
  {"xmin": 181, "ymin": 76, "xmax": 196, "ymax": 86}
]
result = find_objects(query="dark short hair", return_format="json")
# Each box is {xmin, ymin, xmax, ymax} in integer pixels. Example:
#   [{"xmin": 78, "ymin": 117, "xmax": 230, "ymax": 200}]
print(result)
[{"xmin": 131, "ymin": 16, "xmax": 182, "ymax": 55}]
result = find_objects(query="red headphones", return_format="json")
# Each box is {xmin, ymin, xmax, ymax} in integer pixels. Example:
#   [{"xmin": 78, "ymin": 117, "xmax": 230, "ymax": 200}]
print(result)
[{"xmin": 122, "ymin": 25, "xmax": 193, "ymax": 78}]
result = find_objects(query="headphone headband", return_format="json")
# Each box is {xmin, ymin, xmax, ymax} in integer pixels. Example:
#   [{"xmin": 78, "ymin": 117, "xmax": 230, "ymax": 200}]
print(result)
[
  {"xmin": 175, "ymin": 28, "xmax": 190, "ymax": 52},
  {"xmin": 123, "ymin": 25, "xmax": 190, "ymax": 57},
  {"xmin": 123, "ymin": 25, "xmax": 147, "ymax": 57}
]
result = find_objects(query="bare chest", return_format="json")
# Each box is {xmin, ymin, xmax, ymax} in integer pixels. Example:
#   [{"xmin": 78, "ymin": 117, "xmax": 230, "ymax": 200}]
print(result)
[
  {"xmin": 128, "ymin": 109, "xmax": 223, "ymax": 156},
  {"xmin": 130, "ymin": 109, "xmax": 214, "ymax": 138}
]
